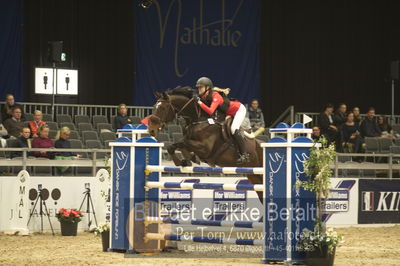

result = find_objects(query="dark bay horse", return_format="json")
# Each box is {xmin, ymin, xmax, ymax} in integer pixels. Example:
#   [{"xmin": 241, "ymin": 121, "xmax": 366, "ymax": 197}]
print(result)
[{"xmin": 147, "ymin": 86, "xmax": 263, "ymax": 199}]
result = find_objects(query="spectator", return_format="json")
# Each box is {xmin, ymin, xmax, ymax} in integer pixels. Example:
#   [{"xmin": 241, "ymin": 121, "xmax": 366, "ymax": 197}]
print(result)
[
  {"xmin": 54, "ymin": 127, "xmax": 80, "ymax": 174},
  {"xmin": 31, "ymin": 124, "xmax": 54, "ymax": 158},
  {"xmin": 352, "ymin": 107, "xmax": 362, "ymax": 125},
  {"xmin": 55, "ymin": 127, "xmax": 80, "ymax": 157},
  {"xmin": 334, "ymin": 103, "xmax": 347, "ymax": 129},
  {"xmin": 318, "ymin": 103, "xmax": 339, "ymax": 147},
  {"xmin": 311, "ymin": 126, "xmax": 322, "ymax": 141},
  {"xmin": 246, "ymin": 99, "xmax": 265, "ymax": 136},
  {"xmin": 10, "ymin": 127, "xmax": 32, "ymax": 158},
  {"xmin": 114, "ymin": 103, "xmax": 132, "ymax": 130},
  {"xmin": 342, "ymin": 112, "xmax": 363, "ymax": 153},
  {"xmin": 3, "ymin": 107, "xmax": 27, "ymax": 138},
  {"xmin": 28, "ymin": 110, "xmax": 46, "ymax": 138},
  {"xmin": 377, "ymin": 116, "xmax": 392, "ymax": 134},
  {"xmin": 1, "ymin": 94, "xmax": 24, "ymax": 122},
  {"xmin": 360, "ymin": 107, "xmax": 381, "ymax": 138}
]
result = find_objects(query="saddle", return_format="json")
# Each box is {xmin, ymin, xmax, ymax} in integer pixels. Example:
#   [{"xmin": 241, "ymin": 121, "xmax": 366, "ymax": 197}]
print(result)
[{"xmin": 220, "ymin": 116, "xmax": 255, "ymax": 142}]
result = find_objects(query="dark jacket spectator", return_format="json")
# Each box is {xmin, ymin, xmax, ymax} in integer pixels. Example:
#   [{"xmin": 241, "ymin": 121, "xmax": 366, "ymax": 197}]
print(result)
[
  {"xmin": 247, "ymin": 99, "xmax": 265, "ymax": 129},
  {"xmin": 377, "ymin": 116, "xmax": 392, "ymax": 133},
  {"xmin": 54, "ymin": 127, "xmax": 79, "ymax": 157},
  {"xmin": 10, "ymin": 127, "xmax": 32, "ymax": 158},
  {"xmin": 360, "ymin": 108, "xmax": 381, "ymax": 137},
  {"xmin": 318, "ymin": 104, "xmax": 339, "ymax": 146},
  {"xmin": 352, "ymin": 107, "xmax": 362, "ymax": 126},
  {"xmin": 311, "ymin": 126, "xmax": 322, "ymax": 141},
  {"xmin": 3, "ymin": 107, "xmax": 27, "ymax": 138},
  {"xmin": 114, "ymin": 103, "xmax": 132, "ymax": 129},
  {"xmin": 1, "ymin": 94, "xmax": 24, "ymax": 122},
  {"xmin": 333, "ymin": 103, "xmax": 347, "ymax": 129},
  {"xmin": 31, "ymin": 124, "xmax": 54, "ymax": 158},
  {"xmin": 341, "ymin": 112, "xmax": 363, "ymax": 153}
]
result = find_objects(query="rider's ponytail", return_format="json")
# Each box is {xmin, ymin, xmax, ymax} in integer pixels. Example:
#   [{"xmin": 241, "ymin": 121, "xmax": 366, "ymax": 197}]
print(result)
[{"xmin": 213, "ymin": 87, "xmax": 231, "ymax": 95}]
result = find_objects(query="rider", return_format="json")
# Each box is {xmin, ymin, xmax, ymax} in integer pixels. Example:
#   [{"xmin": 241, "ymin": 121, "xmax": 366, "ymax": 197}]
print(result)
[{"xmin": 195, "ymin": 77, "xmax": 250, "ymax": 163}]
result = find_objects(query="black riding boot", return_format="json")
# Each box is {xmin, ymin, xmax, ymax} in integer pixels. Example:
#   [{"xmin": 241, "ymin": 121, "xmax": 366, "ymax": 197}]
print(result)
[{"xmin": 233, "ymin": 130, "xmax": 250, "ymax": 164}]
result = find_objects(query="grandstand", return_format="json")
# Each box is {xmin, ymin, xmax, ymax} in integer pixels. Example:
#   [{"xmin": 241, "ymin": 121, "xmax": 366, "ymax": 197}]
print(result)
[{"xmin": 0, "ymin": 102, "xmax": 399, "ymax": 178}]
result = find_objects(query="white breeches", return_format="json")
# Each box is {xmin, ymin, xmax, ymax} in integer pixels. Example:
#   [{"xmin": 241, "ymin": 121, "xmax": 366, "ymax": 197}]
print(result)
[{"xmin": 231, "ymin": 104, "xmax": 247, "ymax": 134}]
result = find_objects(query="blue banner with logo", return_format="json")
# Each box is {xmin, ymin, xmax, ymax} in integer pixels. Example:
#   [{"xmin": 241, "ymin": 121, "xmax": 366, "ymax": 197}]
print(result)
[
  {"xmin": 134, "ymin": 0, "xmax": 260, "ymax": 107},
  {"xmin": 0, "ymin": 0, "xmax": 23, "ymax": 101}
]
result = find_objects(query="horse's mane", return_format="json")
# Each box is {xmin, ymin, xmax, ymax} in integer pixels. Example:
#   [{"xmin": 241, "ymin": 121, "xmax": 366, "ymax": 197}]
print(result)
[{"xmin": 166, "ymin": 86, "xmax": 194, "ymax": 98}]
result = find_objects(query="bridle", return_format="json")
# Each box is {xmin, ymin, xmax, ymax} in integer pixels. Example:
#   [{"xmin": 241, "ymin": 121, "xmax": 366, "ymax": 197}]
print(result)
[{"xmin": 152, "ymin": 95, "xmax": 201, "ymax": 128}]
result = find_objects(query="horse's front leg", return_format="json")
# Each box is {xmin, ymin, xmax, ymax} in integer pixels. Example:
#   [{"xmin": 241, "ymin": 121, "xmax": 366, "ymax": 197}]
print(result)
[{"xmin": 166, "ymin": 141, "xmax": 192, "ymax": 166}]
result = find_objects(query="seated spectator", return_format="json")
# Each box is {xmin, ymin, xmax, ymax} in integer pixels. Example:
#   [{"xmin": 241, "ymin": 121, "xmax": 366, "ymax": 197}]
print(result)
[
  {"xmin": 352, "ymin": 107, "xmax": 362, "ymax": 125},
  {"xmin": 1, "ymin": 94, "xmax": 24, "ymax": 122},
  {"xmin": 318, "ymin": 103, "xmax": 339, "ymax": 147},
  {"xmin": 114, "ymin": 103, "xmax": 132, "ymax": 130},
  {"xmin": 377, "ymin": 116, "xmax": 392, "ymax": 135},
  {"xmin": 31, "ymin": 124, "xmax": 54, "ymax": 158},
  {"xmin": 311, "ymin": 126, "xmax": 322, "ymax": 141},
  {"xmin": 29, "ymin": 110, "xmax": 46, "ymax": 138},
  {"xmin": 360, "ymin": 107, "xmax": 382, "ymax": 138},
  {"xmin": 342, "ymin": 112, "xmax": 363, "ymax": 153},
  {"xmin": 10, "ymin": 127, "xmax": 32, "ymax": 158},
  {"xmin": 3, "ymin": 107, "xmax": 27, "ymax": 138},
  {"xmin": 54, "ymin": 127, "xmax": 80, "ymax": 174},
  {"xmin": 247, "ymin": 99, "xmax": 265, "ymax": 136},
  {"xmin": 54, "ymin": 127, "xmax": 80, "ymax": 157},
  {"xmin": 334, "ymin": 103, "xmax": 347, "ymax": 129}
]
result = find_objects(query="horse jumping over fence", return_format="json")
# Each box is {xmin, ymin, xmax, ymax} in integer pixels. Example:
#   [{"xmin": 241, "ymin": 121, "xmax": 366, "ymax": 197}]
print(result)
[{"xmin": 147, "ymin": 86, "xmax": 263, "ymax": 199}]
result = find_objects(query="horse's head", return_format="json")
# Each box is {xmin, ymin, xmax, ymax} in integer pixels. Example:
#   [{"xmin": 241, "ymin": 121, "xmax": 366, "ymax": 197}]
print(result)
[
  {"xmin": 148, "ymin": 87, "xmax": 197, "ymax": 137},
  {"xmin": 148, "ymin": 92, "xmax": 177, "ymax": 137}
]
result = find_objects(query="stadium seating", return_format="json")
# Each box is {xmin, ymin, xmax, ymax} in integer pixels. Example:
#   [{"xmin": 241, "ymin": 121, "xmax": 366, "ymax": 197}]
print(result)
[
  {"xmin": 60, "ymin": 122, "xmax": 76, "ymax": 131},
  {"xmin": 92, "ymin": 115, "xmax": 109, "ymax": 128},
  {"xmin": 46, "ymin": 121, "xmax": 59, "ymax": 131},
  {"xmin": 56, "ymin": 114, "xmax": 73, "ymax": 124},
  {"xmin": 75, "ymin": 115, "xmax": 91, "ymax": 125},
  {"xmin": 42, "ymin": 113, "xmax": 53, "ymax": 122},
  {"xmin": 78, "ymin": 122, "xmax": 94, "ymax": 132}
]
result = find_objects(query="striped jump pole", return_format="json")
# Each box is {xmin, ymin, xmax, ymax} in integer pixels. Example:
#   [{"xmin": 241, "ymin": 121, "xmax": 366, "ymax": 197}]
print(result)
[
  {"xmin": 145, "ymin": 217, "xmax": 263, "ymax": 229},
  {"xmin": 145, "ymin": 233, "xmax": 264, "ymax": 246},
  {"xmin": 145, "ymin": 165, "xmax": 264, "ymax": 175},
  {"xmin": 146, "ymin": 181, "xmax": 264, "ymax": 191},
  {"xmin": 109, "ymin": 122, "xmax": 316, "ymax": 264}
]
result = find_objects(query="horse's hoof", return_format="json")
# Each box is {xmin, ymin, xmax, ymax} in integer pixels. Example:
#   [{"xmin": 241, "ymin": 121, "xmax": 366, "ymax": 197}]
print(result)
[
  {"xmin": 191, "ymin": 154, "xmax": 201, "ymax": 165},
  {"xmin": 180, "ymin": 160, "xmax": 191, "ymax": 167}
]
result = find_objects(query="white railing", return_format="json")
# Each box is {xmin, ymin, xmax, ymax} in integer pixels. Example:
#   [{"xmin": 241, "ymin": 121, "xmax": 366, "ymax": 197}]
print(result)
[
  {"xmin": 0, "ymin": 147, "xmax": 399, "ymax": 179},
  {"xmin": 295, "ymin": 112, "xmax": 400, "ymax": 126},
  {"xmin": 3, "ymin": 101, "xmax": 153, "ymax": 120}
]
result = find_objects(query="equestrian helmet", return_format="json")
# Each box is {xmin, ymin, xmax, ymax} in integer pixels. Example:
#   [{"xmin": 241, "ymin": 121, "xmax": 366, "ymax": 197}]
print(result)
[{"xmin": 195, "ymin": 77, "xmax": 213, "ymax": 88}]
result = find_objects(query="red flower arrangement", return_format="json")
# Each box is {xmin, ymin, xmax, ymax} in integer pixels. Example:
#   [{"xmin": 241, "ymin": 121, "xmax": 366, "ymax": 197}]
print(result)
[{"xmin": 56, "ymin": 208, "xmax": 83, "ymax": 223}]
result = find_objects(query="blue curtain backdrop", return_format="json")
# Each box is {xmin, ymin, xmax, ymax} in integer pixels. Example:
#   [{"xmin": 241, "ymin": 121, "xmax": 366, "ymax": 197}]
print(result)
[
  {"xmin": 0, "ymin": 0, "xmax": 23, "ymax": 101},
  {"xmin": 134, "ymin": 0, "xmax": 260, "ymax": 106}
]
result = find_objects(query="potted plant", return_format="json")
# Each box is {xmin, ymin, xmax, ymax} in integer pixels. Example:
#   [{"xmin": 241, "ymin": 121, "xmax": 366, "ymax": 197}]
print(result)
[
  {"xmin": 296, "ymin": 137, "xmax": 344, "ymax": 266},
  {"xmin": 56, "ymin": 208, "xmax": 83, "ymax": 236},
  {"xmin": 94, "ymin": 222, "xmax": 110, "ymax": 252}
]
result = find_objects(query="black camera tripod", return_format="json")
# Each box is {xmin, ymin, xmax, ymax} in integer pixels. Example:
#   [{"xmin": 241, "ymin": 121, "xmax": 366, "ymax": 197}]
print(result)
[
  {"xmin": 27, "ymin": 188, "xmax": 55, "ymax": 235},
  {"xmin": 79, "ymin": 187, "xmax": 98, "ymax": 229}
]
